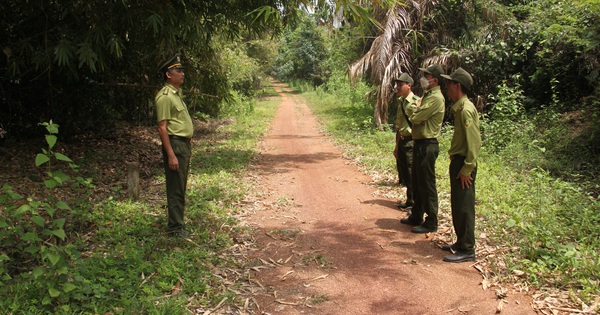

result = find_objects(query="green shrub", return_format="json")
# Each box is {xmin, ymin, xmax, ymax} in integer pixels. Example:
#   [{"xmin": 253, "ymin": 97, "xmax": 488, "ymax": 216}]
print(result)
[
  {"xmin": 481, "ymin": 78, "xmax": 532, "ymax": 152},
  {"xmin": 0, "ymin": 121, "xmax": 92, "ymax": 313}
]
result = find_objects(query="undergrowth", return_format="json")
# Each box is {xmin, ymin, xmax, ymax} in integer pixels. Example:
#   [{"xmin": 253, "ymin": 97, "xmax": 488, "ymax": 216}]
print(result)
[{"xmin": 0, "ymin": 84, "xmax": 280, "ymax": 313}]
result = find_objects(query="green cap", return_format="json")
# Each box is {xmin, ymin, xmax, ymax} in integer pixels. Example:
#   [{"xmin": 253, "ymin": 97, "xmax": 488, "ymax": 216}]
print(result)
[
  {"xmin": 441, "ymin": 67, "xmax": 473, "ymax": 90},
  {"xmin": 393, "ymin": 73, "xmax": 414, "ymax": 85},
  {"xmin": 160, "ymin": 53, "xmax": 184, "ymax": 74},
  {"xmin": 418, "ymin": 64, "xmax": 444, "ymax": 79}
]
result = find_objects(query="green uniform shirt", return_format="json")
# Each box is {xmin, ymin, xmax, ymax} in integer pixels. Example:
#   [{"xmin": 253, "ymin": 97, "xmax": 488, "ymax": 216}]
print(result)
[
  {"xmin": 448, "ymin": 95, "xmax": 482, "ymax": 176},
  {"xmin": 409, "ymin": 86, "xmax": 445, "ymax": 139},
  {"xmin": 155, "ymin": 83, "xmax": 194, "ymax": 138},
  {"xmin": 395, "ymin": 92, "xmax": 419, "ymax": 137}
]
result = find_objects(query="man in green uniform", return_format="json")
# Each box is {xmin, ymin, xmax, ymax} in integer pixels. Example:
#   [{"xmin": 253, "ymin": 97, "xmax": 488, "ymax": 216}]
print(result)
[
  {"xmin": 441, "ymin": 68, "xmax": 481, "ymax": 262},
  {"xmin": 155, "ymin": 54, "xmax": 194, "ymax": 237},
  {"xmin": 393, "ymin": 73, "xmax": 419, "ymax": 209},
  {"xmin": 400, "ymin": 64, "xmax": 445, "ymax": 233}
]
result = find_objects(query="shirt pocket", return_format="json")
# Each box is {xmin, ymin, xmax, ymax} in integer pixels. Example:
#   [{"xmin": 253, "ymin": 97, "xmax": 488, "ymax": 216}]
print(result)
[{"xmin": 173, "ymin": 99, "xmax": 186, "ymax": 112}]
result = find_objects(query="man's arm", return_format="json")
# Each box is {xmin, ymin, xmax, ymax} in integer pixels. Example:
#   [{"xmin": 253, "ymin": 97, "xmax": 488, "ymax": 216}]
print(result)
[
  {"xmin": 158, "ymin": 120, "xmax": 179, "ymax": 171},
  {"xmin": 410, "ymin": 95, "xmax": 443, "ymax": 124}
]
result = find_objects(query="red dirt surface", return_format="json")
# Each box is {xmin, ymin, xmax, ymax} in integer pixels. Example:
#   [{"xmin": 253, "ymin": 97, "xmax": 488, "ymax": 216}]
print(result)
[{"xmin": 241, "ymin": 82, "xmax": 537, "ymax": 314}]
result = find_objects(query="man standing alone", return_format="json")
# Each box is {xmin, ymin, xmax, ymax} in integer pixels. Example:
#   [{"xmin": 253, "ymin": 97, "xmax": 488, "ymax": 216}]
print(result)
[
  {"xmin": 400, "ymin": 64, "xmax": 445, "ymax": 234},
  {"xmin": 393, "ymin": 73, "xmax": 418, "ymax": 209},
  {"xmin": 155, "ymin": 54, "xmax": 194, "ymax": 237},
  {"xmin": 441, "ymin": 68, "xmax": 481, "ymax": 262}
]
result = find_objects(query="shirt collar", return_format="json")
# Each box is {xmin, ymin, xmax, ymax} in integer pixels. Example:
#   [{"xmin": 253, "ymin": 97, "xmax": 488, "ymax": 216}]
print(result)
[
  {"xmin": 424, "ymin": 85, "xmax": 441, "ymax": 95},
  {"xmin": 165, "ymin": 83, "xmax": 181, "ymax": 96},
  {"xmin": 451, "ymin": 95, "xmax": 469, "ymax": 113}
]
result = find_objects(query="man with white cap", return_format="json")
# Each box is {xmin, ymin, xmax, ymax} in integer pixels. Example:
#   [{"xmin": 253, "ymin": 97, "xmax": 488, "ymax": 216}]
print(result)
[{"xmin": 400, "ymin": 64, "xmax": 445, "ymax": 234}]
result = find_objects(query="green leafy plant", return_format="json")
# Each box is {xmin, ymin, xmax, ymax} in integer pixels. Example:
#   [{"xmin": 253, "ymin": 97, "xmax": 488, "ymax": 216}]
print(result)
[
  {"xmin": 35, "ymin": 120, "xmax": 75, "ymax": 188},
  {"xmin": 0, "ymin": 120, "xmax": 86, "ymax": 312}
]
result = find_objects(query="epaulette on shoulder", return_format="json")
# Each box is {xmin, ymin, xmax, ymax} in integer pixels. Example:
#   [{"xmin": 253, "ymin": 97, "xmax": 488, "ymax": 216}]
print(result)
[
  {"xmin": 412, "ymin": 95, "xmax": 419, "ymax": 100},
  {"xmin": 162, "ymin": 87, "xmax": 169, "ymax": 95}
]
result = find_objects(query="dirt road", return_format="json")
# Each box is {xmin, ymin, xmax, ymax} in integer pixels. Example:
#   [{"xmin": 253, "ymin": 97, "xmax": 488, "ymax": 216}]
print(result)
[{"xmin": 241, "ymin": 82, "xmax": 536, "ymax": 314}]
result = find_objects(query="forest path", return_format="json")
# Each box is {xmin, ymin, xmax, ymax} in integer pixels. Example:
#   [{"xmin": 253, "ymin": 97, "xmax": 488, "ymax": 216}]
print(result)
[{"xmin": 240, "ymin": 81, "xmax": 535, "ymax": 315}]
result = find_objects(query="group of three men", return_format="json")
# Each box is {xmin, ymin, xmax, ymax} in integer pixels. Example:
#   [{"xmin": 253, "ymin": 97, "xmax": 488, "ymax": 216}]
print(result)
[{"xmin": 392, "ymin": 65, "xmax": 482, "ymax": 263}]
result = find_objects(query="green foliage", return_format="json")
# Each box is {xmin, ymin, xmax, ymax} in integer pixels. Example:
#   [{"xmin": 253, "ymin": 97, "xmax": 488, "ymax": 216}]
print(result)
[
  {"xmin": 222, "ymin": 42, "xmax": 263, "ymax": 96},
  {"xmin": 481, "ymin": 78, "xmax": 531, "ymax": 151},
  {"xmin": 0, "ymin": 121, "xmax": 89, "ymax": 312},
  {"xmin": 460, "ymin": 0, "xmax": 599, "ymax": 111},
  {"xmin": 321, "ymin": 27, "xmax": 365, "ymax": 82},
  {"xmin": 0, "ymin": 0, "xmax": 307, "ymax": 139},
  {"xmin": 478, "ymin": 158, "xmax": 600, "ymax": 300},
  {"xmin": 521, "ymin": 0, "xmax": 599, "ymax": 109},
  {"xmin": 273, "ymin": 14, "xmax": 329, "ymax": 85},
  {"xmin": 221, "ymin": 90, "xmax": 257, "ymax": 118}
]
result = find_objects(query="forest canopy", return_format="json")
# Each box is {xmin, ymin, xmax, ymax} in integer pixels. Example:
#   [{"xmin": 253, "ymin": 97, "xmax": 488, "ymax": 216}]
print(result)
[{"xmin": 1, "ymin": 0, "xmax": 598, "ymax": 141}]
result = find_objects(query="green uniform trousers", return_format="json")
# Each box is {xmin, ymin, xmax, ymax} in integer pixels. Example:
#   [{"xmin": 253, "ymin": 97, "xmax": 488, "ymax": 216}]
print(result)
[
  {"xmin": 409, "ymin": 140, "xmax": 439, "ymax": 229},
  {"xmin": 396, "ymin": 139, "xmax": 414, "ymax": 203},
  {"xmin": 450, "ymin": 155, "xmax": 477, "ymax": 254},
  {"xmin": 162, "ymin": 138, "xmax": 191, "ymax": 233}
]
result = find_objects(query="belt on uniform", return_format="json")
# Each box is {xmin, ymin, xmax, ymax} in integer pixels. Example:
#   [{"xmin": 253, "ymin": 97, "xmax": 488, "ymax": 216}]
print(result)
[
  {"xmin": 399, "ymin": 135, "xmax": 412, "ymax": 141},
  {"xmin": 450, "ymin": 154, "xmax": 466, "ymax": 160},
  {"xmin": 169, "ymin": 135, "xmax": 191, "ymax": 143},
  {"xmin": 414, "ymin": 138, "xmax": 438, "ymax": 144}
]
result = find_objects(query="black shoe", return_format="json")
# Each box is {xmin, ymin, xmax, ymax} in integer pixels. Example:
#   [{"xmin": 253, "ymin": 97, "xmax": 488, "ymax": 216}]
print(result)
[
  {"xmin": 411, "ymin": 225, "xmax": 437, "ymax": 234},
  {"xmin": 400, "ymin": 217, "xmax": 422, "ymax": 226},
  {"xmin": 443, "ymin": 252, "xmax": 476, "ymax": 263},
  {"xmin": 396, "ymin": 201, "xmax": 414, "ymax": 209},
  {"xmin": 441, "ymin": 243, "xmax": 458, "ymax": 252}
]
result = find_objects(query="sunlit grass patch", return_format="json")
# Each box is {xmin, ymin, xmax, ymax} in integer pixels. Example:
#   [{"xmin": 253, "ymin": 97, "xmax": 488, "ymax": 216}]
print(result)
[
  {"xmin": 267, "ymin": 228, "xmax": 301, "ymax": 240},
  {"xmin": 308, "ymin": 293, "xmax": 330, "ymax": 305},
  {"xmin": 302, "ymin": 253, "xmax": 332, "ymax": 269}
]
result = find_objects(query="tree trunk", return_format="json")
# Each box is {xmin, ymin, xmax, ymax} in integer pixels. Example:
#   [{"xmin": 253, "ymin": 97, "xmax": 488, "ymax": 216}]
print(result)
[{"xmin": 374, "ymin": 89, "xmax": 389, "ymax": 130}]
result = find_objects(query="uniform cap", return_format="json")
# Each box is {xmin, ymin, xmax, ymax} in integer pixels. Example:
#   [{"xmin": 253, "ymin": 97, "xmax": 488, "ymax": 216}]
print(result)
[
  {"xmin": 418, "ymin": 64, "xmax": 444, "ymax": 79},
  {"xmin": 393, "ymin": 73, "xmax": 414, "ymax": 85},
  {"xmin": 441, "ymin": 67, "xmax": 473, "ymax": 90},
  {"xmin": 160, "ymin": 53, "xmax": 184, "ymax": 73}
]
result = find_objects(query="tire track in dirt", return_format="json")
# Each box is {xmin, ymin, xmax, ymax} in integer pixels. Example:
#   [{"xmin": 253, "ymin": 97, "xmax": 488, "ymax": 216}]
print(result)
[{"xmin": 241, "ymin": 81, "xmax": 535, "ymax": 315}]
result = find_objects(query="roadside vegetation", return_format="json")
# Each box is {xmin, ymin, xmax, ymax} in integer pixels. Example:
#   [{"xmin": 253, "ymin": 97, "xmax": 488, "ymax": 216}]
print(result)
[{"xmin": 0, "ymin": 86, "xmax": 280, "ymax": 313}]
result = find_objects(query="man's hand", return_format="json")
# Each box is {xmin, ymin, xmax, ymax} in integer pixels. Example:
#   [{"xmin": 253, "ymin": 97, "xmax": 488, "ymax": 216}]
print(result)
[
  {"xmin": 168, "ymin": 154, "xmax": 179, "ymax": 171},
  {"xmin": 457, "ymin": 172, "xmax": 473, "ymax": 189}
]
